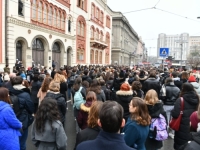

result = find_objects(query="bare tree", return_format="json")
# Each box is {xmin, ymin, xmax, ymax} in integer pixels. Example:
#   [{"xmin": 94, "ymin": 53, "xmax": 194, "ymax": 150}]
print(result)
[{"xmin": 187, "ymin": 46, "xmax": 200, "ymax": 69}]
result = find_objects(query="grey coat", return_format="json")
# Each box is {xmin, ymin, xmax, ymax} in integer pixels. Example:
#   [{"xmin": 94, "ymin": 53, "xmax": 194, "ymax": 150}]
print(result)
[{"xmin": 31, "ymin": 120, "xmax": 67, "ymax": 150}]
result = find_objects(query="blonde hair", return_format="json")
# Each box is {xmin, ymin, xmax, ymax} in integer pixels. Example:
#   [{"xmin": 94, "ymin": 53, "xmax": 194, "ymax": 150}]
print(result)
[
  {"xmin": 144, "ymin": 89, "xmax": 159, "ymax": 105},
  {"xmin": 53, "ymin": 73, "xmax": 66, "ymax": 83},
  {"xmin": 49, "ymin": 81, "xmax": 60, "ymax": 92}
]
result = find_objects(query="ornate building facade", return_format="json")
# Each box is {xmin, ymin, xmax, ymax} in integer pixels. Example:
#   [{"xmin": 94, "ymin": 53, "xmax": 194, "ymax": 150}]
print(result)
[{"xmin": 1, "ymin": 0, "xmax": 112, "ymax": 70}]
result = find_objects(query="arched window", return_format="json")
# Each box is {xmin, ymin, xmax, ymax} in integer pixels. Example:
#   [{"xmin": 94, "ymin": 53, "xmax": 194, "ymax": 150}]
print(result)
[
  {"xmin": 99, "ymin": 52, "xmax": 102, "ymax": 64},
  {"xmin": 53, "ymin": 9, "xmax": 57, "ymax": 27},
  {"xmin": 52, "ymin": 42, "xmax": 60, "ymax": 52},
  {"xmin": 58, "ymin": 11, "xmax": 61, "ymax": 29},
  {"xmin": 81, "ymin": 24, "xmax": 84, "ymax": 36},
  {"xmin": 96, "ymin": 29, "xmax": 99, "ymax": 40},
  {"xmin": 95, "ymin": 51, "xmax": 98, "ymax": 63},
  {"xmin": 68, "ymin": 16, "xmax": 71, "ymax": 32},
  {"xmin": 96, "ymin": 9, "xmax": 99, "ymax": 19},
  {"xmin": 91, "ymin": 5, "xmax": 95, "ymax": 18},
  {"xmin": 78, "ymin": 22, "xmax": 81, "ymax": 35},
  {"xmin": 91, "ymin": 28, "xmax": 94, "ymax": 38},
  {"xmin": 38, "ymin": 1, "xmax": 42, "ymax": 22},
  {"xmin": 100, "ymin": 31, "xmax": 103, "ymax": 41},
  {"xmin": 43, "ymin": 4, "xmax": 47, "ymax": 24},
  {"xmin": 62, "ymin": 13, "xmax": 65, "ymax": 30},
  {"xmin": 90, "ymin": 50, "xmax": 94, "ymax": 63},
  {"xmin": 32, "ymin": 0, "xmax": 37, "ymax": 20},
  {"xmin": 48, "ymin": 7, "xmax": 52, "ymax": 26},
  {"xmin": 32, "ymin": 38, "xmax": 44, "ymax": 50},
  {"xmin": 77, "ymin": 49, "xmax": 84, "ymax": 61}
]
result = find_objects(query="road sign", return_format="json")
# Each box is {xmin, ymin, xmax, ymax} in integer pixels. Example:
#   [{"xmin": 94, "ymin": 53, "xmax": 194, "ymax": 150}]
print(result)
[{"xmin": 159, "ymin": 48, "xmax": 169, "ymax": 57}]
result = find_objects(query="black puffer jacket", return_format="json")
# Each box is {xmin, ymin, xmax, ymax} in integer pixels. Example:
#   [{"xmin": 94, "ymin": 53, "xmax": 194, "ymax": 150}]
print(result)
[
  {"xmin": 171, "ymin": 91, "xmax": 199, "ymax": 150},
  {"xmin": 116, "ymin": 90, "xmax": 133, "ymax": 122},
  {"xmin": 145, "ymin": 101, "xmax": 167, "ymax": 150},
  {"xmin": 163, "ymin": 82, "xmax": 180, "ymax": 105},
  {"xmin": 45, "ymin": 92, "xmax": 66, "ymax": 123},
  {"xmin": 143, "ymin": 78, "xmax": 161, "ymax": 95},
  {"xmin": 182, "ymin": 131, "xmax": 200, "ymax": 150}
]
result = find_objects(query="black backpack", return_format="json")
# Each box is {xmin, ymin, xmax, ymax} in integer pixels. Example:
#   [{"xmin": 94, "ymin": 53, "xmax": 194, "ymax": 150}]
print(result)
[{"xmin": 10, "ymin": 93, "xmax": 21, "ymax": 117}]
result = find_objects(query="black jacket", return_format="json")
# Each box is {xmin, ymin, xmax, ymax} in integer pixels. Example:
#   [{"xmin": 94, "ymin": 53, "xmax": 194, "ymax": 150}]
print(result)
[
  {"xmin": 143, "ymin": 78, "xmax": 161, "ymax": 96},
  {"xmin": 45, "ymin": 92, "xmax": 66, "ymax": 123},
  {"xmin": 171, "ymin": 91, "xmax": 199, "ymax": 150},
  {"xmin": 145, "ymin": 101, "xmax": 167, "ymax": 150},
  {"xmin": 163, "ymin": 82, "xmax": 180, "ymax": 105},
  {"xmin": 173, "ymin": 78, "xmax": 183, "ymax": 90},
  {"xmin": 138, "ymin": 75, "xmax": 147, "ymax": 92},
  {"xmin": 182, "ymin": 131, "xmax": 200, "ymax": 150},
  {"xmin": 116, "ymin": 90, "xmax": 133, "ymax": 122},
  {"xmin": 82, "ymin": 75, "xmax": 92, "ymax": 85},
  {"xmin": 111, "ymin": 78, "xmax": 125, "ymax": 91},
  {"xmin": 60, "ymin": 82, "xmax": 67, "ymax": 101}
]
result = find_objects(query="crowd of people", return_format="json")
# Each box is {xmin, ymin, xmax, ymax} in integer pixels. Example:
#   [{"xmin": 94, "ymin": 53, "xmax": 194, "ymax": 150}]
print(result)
[{"xmin": 0, "ymin": 64, "xmax": 200, "ymax": 150}]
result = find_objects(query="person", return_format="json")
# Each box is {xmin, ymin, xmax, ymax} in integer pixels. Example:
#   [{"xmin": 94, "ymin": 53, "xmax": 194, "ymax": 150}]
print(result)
[
  {"xmin": 76, "ymin": 101, "xmax": 134, "ymax": 150},
  {"xmin": 132, "ymin": 81, "xmax": 144, "ymax": 98},
  {"xmin": 190, "ymin": 103, "xmax": 200, "ymax": 132},
  {"xmin": 4, "ymin": 64, "xmax": 10, "ymax": 74},
  {"xmin": 171, "ymin": 71, "xmax": 183, "ymax": 90},
  {"xmin": 144, "ymin": 90, "xmax": 167, "ymax": 150},
  {"xmin": 180, "ymin": 71, "xmax": 189, "ymax": 83},
  {"xmin": 75, "ymin": 101, "xmax": 103, "ymax": 149},
  {"xmin": 123, "ymin": 97, "xmax": 151, "ymax": 150},
  {"xmin": 171, "ymin": 83, "xmax": 200, "ymax": 150},
  {"xmin": 116, "ymin": 83, "xmax": 133, "ymax": 122},
  {"xmin": 45, "ymin": 81, "xmax": 66, "ymax": 126},
  {"xmin": 188, "ymin": 75, "xmax": 200, "ymax": 96},
  {"xmin": 9, "ymin": 76, "xmax": 35, "ymax": 150},
  {"xmin": 31, "ymin": 97, "xmax": 67, "ymax": 150},
  {"xmin": 52, "ymin": 60, "xmax": 56, "ymax": 69},
  {"xmin": 77, "ymin": 91, "xmax": 97, "ymax": 130},
  {"xmin": 37, "ymin": 77, "xmax": 52, "ymax": 105},
  {"xmin": 0, "ymin": 87, "xmax": 22, "ymax": 150}
]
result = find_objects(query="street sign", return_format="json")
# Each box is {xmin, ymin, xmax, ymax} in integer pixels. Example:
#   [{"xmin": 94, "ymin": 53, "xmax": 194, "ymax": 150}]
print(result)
[{"xmin": 159, "ymin": 48, "xmax": 169, "ymax": 57}]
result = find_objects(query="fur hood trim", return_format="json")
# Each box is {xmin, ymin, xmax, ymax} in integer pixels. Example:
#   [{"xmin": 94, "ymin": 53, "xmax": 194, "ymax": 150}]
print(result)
[
  {"xmin": 139, "ymin": 76, "xmax": 147, "ymax": 81},
  {"xmin": 80, "ymin": 103, "xmax": 90, "ymax": 112},
  {"xmin": 116, "ymin": 90, "xmax": 133, "ymax": 96}
]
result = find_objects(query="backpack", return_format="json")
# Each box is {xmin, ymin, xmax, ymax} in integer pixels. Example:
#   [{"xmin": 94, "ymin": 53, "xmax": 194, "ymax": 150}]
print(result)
[
  {"xmin": 148, "ymin": 114, "xmax": 168, "ymax": 141},
  {"xmin": 9, "ymin": 93, "xmax": 21, "ymax": 117}
]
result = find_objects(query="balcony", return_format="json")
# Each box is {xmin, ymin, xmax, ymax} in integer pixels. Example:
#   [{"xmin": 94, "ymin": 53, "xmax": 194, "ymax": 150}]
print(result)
[{"xmin": 90, "ymin": 38, "xmax": 108, "ymax": 49}]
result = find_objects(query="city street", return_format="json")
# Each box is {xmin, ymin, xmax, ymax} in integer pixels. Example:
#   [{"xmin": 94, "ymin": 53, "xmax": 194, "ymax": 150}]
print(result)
[{"xmin": 26, "ymin": 101, "xmax": 174, "ymax": 150}]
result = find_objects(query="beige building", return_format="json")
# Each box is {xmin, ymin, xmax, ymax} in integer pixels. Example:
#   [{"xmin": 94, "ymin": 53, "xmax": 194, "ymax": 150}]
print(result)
[{"xmin": 189, "ymin": 36, "xmax": 200, "ymax": 54}]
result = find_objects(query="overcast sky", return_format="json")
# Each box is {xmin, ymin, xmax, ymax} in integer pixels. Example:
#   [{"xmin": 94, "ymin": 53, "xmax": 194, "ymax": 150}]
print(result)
[{"xmin": 107, "ymin": 0, "xmax": 200, "ymax": 56}]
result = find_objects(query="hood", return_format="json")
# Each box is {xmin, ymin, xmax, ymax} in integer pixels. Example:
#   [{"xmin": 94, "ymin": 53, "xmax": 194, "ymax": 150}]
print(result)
[
  {"xmin": 9, "ymin": 86, "xmax": 29, "ymax": 95},
  {"xmin": 0, "ymin": 101, "xmax": 9, "ymax": 112},
  {"xmin": 138, "ymin": 75, "xmax": 147, "ymax": 81},
  {"xmin": 80, "ymin": 103, "xmax": 90, "ymax": 112},
  {"xmin": 147, "ymin": 101, "xmax": 163, "ymax": 118},
  {"xmin": 183, "ymin": 91, "xmax": 199, "ymax": 105},
  {"xmin": 13, "ymin": 84, "xmax": 26, "ymax": 90},
  {"xmin": 190, "ymin": 82, "xmax": 200, "ymax": 89},
  {"xmin": 116, "ymin": 90, "xmax": 133, "ymax": 96},
  {"xmin": 46, "ymin": 92, "xmax": 64, "ymax": 100},
  {"xmin": 173, "ymin": 77, "xmax": 180, "ymax": 81}
]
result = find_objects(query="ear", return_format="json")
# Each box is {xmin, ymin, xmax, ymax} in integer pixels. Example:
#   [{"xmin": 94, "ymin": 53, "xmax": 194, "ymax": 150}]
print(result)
[
  {"xmin": 121, "ymin": 118, "xmax": 125, "ymax": 128},
  {"xmin": 97, "ymin": 119, "xmax": 102, "ymax": 127}
]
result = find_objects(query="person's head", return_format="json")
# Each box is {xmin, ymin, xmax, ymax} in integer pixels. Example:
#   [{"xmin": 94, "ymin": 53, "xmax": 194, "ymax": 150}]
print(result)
[
  {"xmin": 172, "ymin": 71, "xmax": 178, "ymax": 78},
  {"xmin": 129, "ymin": 97, "xmax": 151, "ymax": 126},
  {"xmin": 35, "ymin": 97, "xmax": 60, "ymax": 133},
  {"xmin": 188, "ymin": 76, "xmax": 196, "ymax": 82},
  {"xmin": 149, "ymin": 70, "xmax": 156, "ymax": 78},
  {"xmin": 41, "ymin": 77, "xmax": 52, "ymax": 92},
  {"xmin": 0, "ymin": 87, "xmax": 11, "ymax": 104},
  {"xmin": 99, "ymin": 79, "xmax": 105, "ymax": 86},
  {"xmin": 86, "ymin": 91, "xmax": 97, "ymax": 102},
  {"xmin": 83, "ymin": 69, "xmax": 89, "ymax": 76},
  {"xmin": 53, "ymin": 73, "xmax": 66, "ymax": 83},
  {"xmin": 49, "ymin": 81, "xmax": 60, "ymax": 92},
  {"xmin": 82, "ymin": 80, "xmax": 89, "ymax": 88},
  {"xmin": 10, "ymin": 76, "xmax": 23, "ymax": 86},
  {"xmin": 132, "ymin": 81, "xmax": 142, "ymax": 91},
  {"xmin": 165, "ymin": 77, "xmax": 173, "ymax": 84},
  {"xmin": 180, "ymin": 83, "xmax": 197, "ymax": 97},
  {"xmin": 120, "ymin": 82, "xmax": 131, "ymax": 91},
  {"xmin": 144, "ymin": 89, "xmax": 159, "ymax": 105},
  {"xmin": 98, "ymin": 101, "xmax": 125, "ymax": 133},
  {"xmin": 87, "ymin": 101, "xmax": 103, "ymax": 128},
  {"xmin": 73, "ymin": 77, "xmax": 82, "ymax": 91},
  {"xmin": 181, "ymin": 71, "xmax": 189, "ymax": 80}
]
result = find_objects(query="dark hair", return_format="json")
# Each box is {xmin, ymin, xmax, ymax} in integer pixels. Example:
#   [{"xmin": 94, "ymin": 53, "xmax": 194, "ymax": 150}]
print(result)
[
  {"xmin": 84, "ymin": 69, "xmax": 89, "ymax": 75},
  {"xmin": 41, "ymin": 77, "xmax": 52, "ymax": 92},
  {"xmin": 35, "ymin": 97, "xmax": 60, "ymax": 133},
  {"xmin": 149, "ymin": 70, "xmax": 156, "ymax": 78},
  {"xmin": 0, "ymin": 87, "xmax": 11, "ymax": 104},
  {"xmin": 88, "ymin": 79, "xmax": 101, "ymax": 94},
  {"xmin": 130, "ymin": 97, "xmax": 151, "ymax": 126},
  {"xmin": 10, "ymin": 76, "xmax": 23, "ymax": 85},
  {"xmin": 73, "ymin": 77, "xmax": 82, "ymax": 91},
  {"xmin": 172, "ymin": 72, "xmax": 178, "ymax": 78},
  {"xmin": 180, "ymin": 83, "xmax": 198, "ymax": 97},
  {"xmin": 181, "ymin": 71, "xmax": 189, "ymax": 80},
  {"xmin": 82, "ymin": 80, "xmax": 89, "ymax": 88},
  {"xmin": 99, "ymin": 101, "xmax": 123, "ymax": 133},
  {"xmin": 132, "ymin": 81, "xmax": 142, "ymax": 91},
  {"xmin": 99, "ymin": 79, "xmax": 105, "ymax": 86},
  {"xmin": 165, "ymin": 77, "xmax": 173, "ymax": 84}
]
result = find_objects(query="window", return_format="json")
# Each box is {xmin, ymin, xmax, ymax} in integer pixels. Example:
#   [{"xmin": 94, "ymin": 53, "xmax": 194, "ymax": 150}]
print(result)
[
  {"xmin": 53, "ymin": 9, "xmax": 57, "ymax": 27},
  {"xmin": 32, "ymin": 0, "xmax": 37, "ymax": 20},
  {"xmin": 78, "ymin": 0, "xmax": 81, "ymax": 7},
  {"xmin": 81, "ymin": 24, "xmax": 84, "ymax": 36},
  {"xmin": 48, "ymin": 7, "xmax": 53, "ymax": 26},
  {"xmin": 78, "ymin": 22, "xmax": 81, "ymax": 35},
  {"xmin": 91, "ymin": 28, "xmax": 94, "ymax": 38},
  {"xmin": 101, "ymin": 12, "xmax": 103, "ymax": 22},
  {"xmin": 58, "ymin": 11, "xmax": 61, "ymax": 29},
  {"xmin": 82, "ymin": 0, "xmax": 85, "ymax": 9},
  {"xmin": 99, "ymin": 52, "xmax": 102, "ymax": 64},
  {"xmin": 43, "ymin": 4, "xmax": 47, "ymax": 24},
  {"xmin": 91, "ymin": 5, "xmax": 95, "ymax": 18},
  {"xmin": 100, "ymin": 32, "xmax": 103, "ymax": 41},
  {"xmin": 95, "ymin": 51, "xmax": 98, "ymax": 63},
  {"xmin": 61, "ymin": 13, "xmax": 65, "ymax": 30},
  {"xmin": 96, "ymin": 9, "xmax": 99, "ymax": 19},
  {"xmin": 90, "ymin": 50, "xmax": 94, "ymax": 63},
  {"xmin": 77, "ymin": 49, "xmax": 84, "ymax": 61},
  {"xmin": 68, "ymin": 16, "xmax": 71, "ymax": 32},
  {"xmin": 38, "ymin": 1, "xmax": 42, "ymax": 22},
  {"xmin": 106, "ymin": 16, "xmax": 110, "ymax": 28},
  {"xmin": 53, "ymin": 42, "xmax": 60, "ymax": 52}
]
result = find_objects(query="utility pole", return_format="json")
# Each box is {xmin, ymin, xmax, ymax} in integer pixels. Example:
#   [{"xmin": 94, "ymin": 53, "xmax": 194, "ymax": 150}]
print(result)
[{"xmin": 175, "ymin": 35, "xmax": 188, "ymax": 71}]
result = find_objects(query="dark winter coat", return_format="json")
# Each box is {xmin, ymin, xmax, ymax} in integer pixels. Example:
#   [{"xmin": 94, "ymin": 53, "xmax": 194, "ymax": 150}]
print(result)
[
  {"xmin": 116, "ymin": 90, "xmax": 133, "ymax": 122},
  {"xmin": 162, "ymin": 82, "xmax": 180, "ymax": 105},
  {"xmin": 96, "ymin": 90, "xmax": 106, "ymax": 102},
  {"xmin": 183, "ymin": 131, "xmax": 200, "ymax": 150},
  {"xmin": 111, "ymin": 78, "xmax": 125, "ymax": 91},
  {"xmin": 82, "ymin": 75, "xmax": 92, "ymax": 85},
  {"xmin": 171, "ymin": 91, "xmax": 199, "ymax": 150},
  {"xmin": 138, "ymin": 75, "xmax": 147, "ymax": 92},
  {"xmin": 173, "ymin": 77, "xmax": 183, "ymax": 90},
  {"xmin": 31, "ymin": 81, "xmax": 41, "ymax": 104},
  {"xmin": 75, "ymin": 126, "xmax": 101, "ymax": 149},
  {"xmin": 132, "ymin": 89, "xmax": 144, "ymax": 99},
  {"xmin": 101, "ymin": 85, "xmax": 111, "ymax": 100},
  {"xmin": 106, "ymin": 79, "xmax": 113, "ymax": 90},
  {"xmin": 145, "ymin": 101, "xmax": 167, "ymax": 150},
  {"xmin": 60, "ymin": 82, "xmax": 67, "ymax": 101},
  {"xmin": 143, "ymin": 78, "xmax": 161, "ymax": 95},
  {"xmin": 45, "ymin": 91, "xmax": 66, "ymax": 123}
]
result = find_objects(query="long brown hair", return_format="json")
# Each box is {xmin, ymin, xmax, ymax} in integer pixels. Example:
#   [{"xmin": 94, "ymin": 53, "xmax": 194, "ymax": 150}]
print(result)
[
  {"xmin": 41, "ymin": 77, "xmax": 52, "ymax": 92},
  {"xmin": 87, "ymin": 101, "xmax": 103, "ymax": 128},
  {"xmin": 0, "ymin": 87, "xmax": 11, "ymax": 104},
  {"xmin": 130, "ymin": 97, "xmax": 151, "ymax": 126}
]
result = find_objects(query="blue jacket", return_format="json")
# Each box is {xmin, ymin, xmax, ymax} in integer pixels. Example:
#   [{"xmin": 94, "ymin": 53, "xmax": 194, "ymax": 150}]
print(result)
[
  {"xmin": 123, "ymin": 118, "xmax": 149, "ymax": 150},
  {"xmin": 0, "ymin": 101, "xmax": 22, "ymax": 150},
  {"xmin": 77, "ymin": 130, "xmax": 135, "ymax": 150},
  {"xmin": 9, "ymin": 86, "xmax": 34, "ymax": 129}
]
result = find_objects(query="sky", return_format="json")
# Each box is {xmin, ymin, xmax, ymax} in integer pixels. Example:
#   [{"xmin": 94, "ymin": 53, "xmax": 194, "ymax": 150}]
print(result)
[{"xmin": 107, "ymin": 0, "xmax": 200, "ymax": 56}]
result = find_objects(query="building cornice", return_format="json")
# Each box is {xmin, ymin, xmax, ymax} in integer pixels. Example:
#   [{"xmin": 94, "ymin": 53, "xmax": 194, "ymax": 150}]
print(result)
[{"xmin": 7, "ymin": 17, "xmax": 76, "ymax": 40}]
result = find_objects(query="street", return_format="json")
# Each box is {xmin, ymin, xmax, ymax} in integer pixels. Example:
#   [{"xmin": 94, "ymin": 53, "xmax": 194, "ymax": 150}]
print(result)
[{"xmin": 26, "ymin": 102, "xmax": 174, "ymax": 150}]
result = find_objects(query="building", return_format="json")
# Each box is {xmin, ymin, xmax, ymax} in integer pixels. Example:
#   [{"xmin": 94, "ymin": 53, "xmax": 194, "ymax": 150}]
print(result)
[
  {"xmin": 157, "ymin": 33, "xmax": 189, "ymax": 66},
  {"xmin": 111, "ymin": 11, "xmax": 140, "ymax": 66},
  {"xmin": 189, "ymin": 36, "xmax": 200, "ymax": 53},
  {"xmin": 0, "ymin": 0, "xmax": 5, "ymax": 69},
  {"xmin": 1, "ymin": 0, "xmax": 112, "ymax": 70}
]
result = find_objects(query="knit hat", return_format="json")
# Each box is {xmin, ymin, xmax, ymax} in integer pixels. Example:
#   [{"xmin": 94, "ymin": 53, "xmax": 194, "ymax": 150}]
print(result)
[
  {"xmin": 120, "ymin": 83, "xmax": 131, "ymax": 91},
  {"xmin": 119, "ymin": 70, "xmax": 125, "ymax": 78},
  {"xmin": 188, "ymin": 76, "xmax": 196, "ymax": 82}
]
